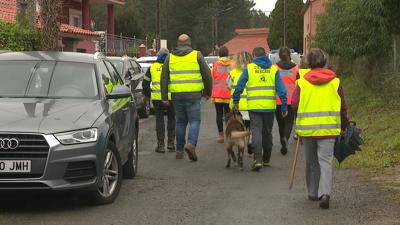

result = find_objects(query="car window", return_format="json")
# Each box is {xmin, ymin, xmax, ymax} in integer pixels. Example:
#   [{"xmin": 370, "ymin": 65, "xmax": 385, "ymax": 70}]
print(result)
[
  {"xmin": 100, "ymin": 60, "xmax": 115, "ymax": 94},
  {"xmin": 104, "ymin": 60, "xmax": 123, "ymax": 85},
  {"xmin": 130, "ymin": 60, "xmax": 141, "ymax": 74},
  {"xmin": 0, "ymin": 60, "xmax": 98, "ymax": 99},
  {"xmin": 111, "ymin": 61, "xmax": 123, "ymax": 76}
]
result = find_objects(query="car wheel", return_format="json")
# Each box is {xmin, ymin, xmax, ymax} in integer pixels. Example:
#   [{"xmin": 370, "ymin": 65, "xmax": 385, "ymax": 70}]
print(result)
[
  {"xmin": 138, "ymin": 99, "xmax": 150, "ymax": 118},
  {"xmin": 84, "ymin": 142, "xmax": 123, "ymax": 205},
  {"xmin": 123, "ymin": 128, "xmax": 138, "ymax": 179}
]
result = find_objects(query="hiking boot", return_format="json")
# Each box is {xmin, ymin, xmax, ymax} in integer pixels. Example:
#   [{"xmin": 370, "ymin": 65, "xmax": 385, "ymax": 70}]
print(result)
[
  {"xmin": 155, "ymin": 133, "xmax": 165, "ymax": 153},
  {"xmin": 250, "ymin": 148, "xmax": 262, "ymax": 171},
  {"xmin": 184, "ymin": 144, "xmax": 198, "ymax": 161},
  {"xmin": 263, "ymin": 156, "xmax": 270, "ymax": 166},
  {"xmin": 319, "ymin": 195, "xmax": 330, "ymax": 209},
  {"xmin": 247, "ymin": 145, "xmax": 253, "ymax": 155},
  {"xmin": 217, "ymin": 132, "xmax": 224, "ymax": 143},
  {"xmin": 280, "ymin": 137, "xmax": 288, "ymax": 155},
  {"xmin": 176, "ymin": 152, "xmax": 184, "ymax": 159},
  {"xmin": 167, "ymin": 130, "xmax": 176, "ymax": 151}
]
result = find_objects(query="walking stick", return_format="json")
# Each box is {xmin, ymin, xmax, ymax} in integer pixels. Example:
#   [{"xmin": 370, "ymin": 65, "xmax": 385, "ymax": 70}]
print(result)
[{"xmin": 289, "ymin": 136, "xmax": 301, "ymax": 189}]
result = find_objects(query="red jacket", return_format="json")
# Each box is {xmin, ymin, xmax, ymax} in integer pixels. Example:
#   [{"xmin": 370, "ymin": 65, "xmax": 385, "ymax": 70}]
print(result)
[{"xmin": 211, "ymin": 61, "xmax": 232, "ymax": 99}]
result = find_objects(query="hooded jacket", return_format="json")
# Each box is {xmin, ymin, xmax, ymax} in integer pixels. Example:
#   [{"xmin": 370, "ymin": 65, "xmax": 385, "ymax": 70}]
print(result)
[
  {"xmin": 291, "ymin": 68, "xmax": 349, "ymax": 136},
  {"xmin": 211, "ymin": 57, "xmax": 234, "ymax": 104},
  {"xmin": 160, "ymin": 44, "xmax": 212, "ymax": 101},
  {"xmin": 233, "ymin": 56, "xmax": 288, "ymax": 112},
  {"xmin": 142, "ymin": 53, "xmax": 168, "ymax": 99}
]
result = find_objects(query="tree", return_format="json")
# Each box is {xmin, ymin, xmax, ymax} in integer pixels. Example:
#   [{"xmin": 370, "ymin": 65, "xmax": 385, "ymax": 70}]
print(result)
[
  {"xmin": 249, "ymin": 9, "xmax": 271, "ymax": 28},
  {"xmin": 312, "ymin": 0, "xmax": 400, "ymax": 61},
  {"xmin": 267, "ymin": 0, "xmax": 304, "ymax": 53},
  {"xmin": 38, "ymin": 0, "xmax": 62, "ymax": 51}
]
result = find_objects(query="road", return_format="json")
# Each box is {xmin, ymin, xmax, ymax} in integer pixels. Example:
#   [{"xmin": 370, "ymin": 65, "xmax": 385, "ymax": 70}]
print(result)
[{"xmin": 0, "ymin": 100, "xmax": 399, "ymax": 225}]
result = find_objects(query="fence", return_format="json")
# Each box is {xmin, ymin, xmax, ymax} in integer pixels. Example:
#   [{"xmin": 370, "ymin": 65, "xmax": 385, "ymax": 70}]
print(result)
[{"xmin": 95, "ymin": 31, "xmax": 148, "ymax": 57}]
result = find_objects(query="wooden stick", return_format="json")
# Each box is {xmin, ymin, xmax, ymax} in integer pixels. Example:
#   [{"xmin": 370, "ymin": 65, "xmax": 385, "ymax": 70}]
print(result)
[{"xmin": 290, "ymin": 136, "xmax": 301, "ymax": 189}]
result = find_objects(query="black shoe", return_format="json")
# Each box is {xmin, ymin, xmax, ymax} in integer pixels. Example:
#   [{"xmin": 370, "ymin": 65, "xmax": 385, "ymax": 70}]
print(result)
[
  {"xmin": 280, "ymin": 138, "xmax": 287, "ymax": 155},
  {"xmin": 263, "ymin": 156, "xmax": 270, "ymax": 166},
  {"xmin": 251, "ymin": 159, "xmax": 262, "ymax": 171},
  {"xmin": 293, "ymin": 133, "xmax": 298, "ymax": 141},
  {"xmin": 247, "ymin": 145, "xmax": 252, "ymax": 155}
]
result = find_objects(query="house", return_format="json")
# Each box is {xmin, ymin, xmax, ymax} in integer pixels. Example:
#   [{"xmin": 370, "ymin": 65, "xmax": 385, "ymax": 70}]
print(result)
[
  {"xmin": 210, "ymin": 28, "xmax": 271, "ymax": 56},
  {"xmin": 301, "ymin": 0, "xmax": 328, "ymax": 56},
  {"xmin": 0, "ymin": 0, "xmax": 124, "ymax": 53}
]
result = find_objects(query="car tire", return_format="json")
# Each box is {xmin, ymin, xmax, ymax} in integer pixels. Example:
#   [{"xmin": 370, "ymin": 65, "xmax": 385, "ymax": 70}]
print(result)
[
  {"xmin": 123, "ymin": 128, "xmax": 138, "ymax": 179},
  {"xmin": 138, "ymin": 99, "xmax": 150, "ymax": 118},
  {"xmin": 83, "ymin": 142, "xmax": 123, "ymax": 205}
]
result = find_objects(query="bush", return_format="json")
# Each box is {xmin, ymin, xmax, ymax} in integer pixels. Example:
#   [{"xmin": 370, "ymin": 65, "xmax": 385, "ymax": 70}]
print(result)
[{"xmin": 0, "ymin": 20, "xmax": 41, "ymax": 51}]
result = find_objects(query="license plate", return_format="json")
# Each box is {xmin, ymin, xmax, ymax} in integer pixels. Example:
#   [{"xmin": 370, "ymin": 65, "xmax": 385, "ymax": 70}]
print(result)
[{"xmin": 0, "ymin": 160, "xmax": 31, "ymax": 172}]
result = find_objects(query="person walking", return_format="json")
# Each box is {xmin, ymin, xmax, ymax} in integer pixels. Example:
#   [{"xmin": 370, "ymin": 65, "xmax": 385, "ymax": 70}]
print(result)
[
  {"xmin": 142, "ymin": 48, "xmax": 176, "ymax": 153},
  {"xmin": 232, "ymin": 47, "xmax": 288, "ymax": 171},
  {"xmin": 227, "ymin": 51, "xmax": 253, "ymax": 154},
  {"xmin": 274, "ymin": 47, "xmax": 299, "ymax": 155},
  {"xmin": 161, "ymin": 34, "xmax": 212, "ymax": 161},
  {"xmin": 211, "ymin": 46, "xmax": 233, "ymax": 143},
  {"xmin": 291, "ymin": 48, "xmax": 349, "ymax": 209},
  {"xmin": 293, "ymin": 56, "xmax": 311, "ymax": 141}
]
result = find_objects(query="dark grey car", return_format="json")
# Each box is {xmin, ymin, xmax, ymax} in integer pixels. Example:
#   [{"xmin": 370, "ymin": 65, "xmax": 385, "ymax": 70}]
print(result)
[
  {"xmin": 108, "ymin": 56, "xmax": 150, "ymax": 118},
  {"xmin": 0, "ymin": 51, "xmax": 139, "ymax": 205}
]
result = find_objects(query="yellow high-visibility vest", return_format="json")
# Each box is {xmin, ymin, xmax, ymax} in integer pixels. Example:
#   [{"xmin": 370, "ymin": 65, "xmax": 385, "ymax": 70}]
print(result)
[
  {"xmin": 169, "ymin": 51, "xmax": 203, "ymax": 93},
  {"xmin": 246, "ymin": 63, "xmax": 278, "ymax": 110},
  {"xmin": 295, "ymin": 77, "xmax": 341, "ymax": 136},
  {"xmin": 150, "ymin": 62, "xmax": 171, "ymax": 100},
  {"xmin": 229, "ymin": 68, "xmax": 247, "ymax": 110},
  {"xmin": 296, "ymin": 68, "xmax": 311, "ymax": 86}
]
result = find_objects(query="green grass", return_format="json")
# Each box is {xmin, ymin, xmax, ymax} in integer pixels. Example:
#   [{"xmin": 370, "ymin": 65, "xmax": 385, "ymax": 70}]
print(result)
[{"xmin": 333, "ymin": 76, "xmax": 400, "ymax": 170}]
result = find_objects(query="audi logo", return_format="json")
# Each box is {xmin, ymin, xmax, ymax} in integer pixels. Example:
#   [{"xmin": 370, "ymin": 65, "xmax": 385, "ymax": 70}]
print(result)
[{"xmin": 0, "ymin": 138, "xmax": 19, "ymax": 149}]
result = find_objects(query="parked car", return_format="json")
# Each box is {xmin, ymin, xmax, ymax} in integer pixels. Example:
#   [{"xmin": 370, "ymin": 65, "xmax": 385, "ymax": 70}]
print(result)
[
  {"xmin": 204, "ymin": 56, "xmax": 219, "ymax": 68},
  {"xmin": 108, "ymin": 56, "xmax": 150, "ymax": 118},
  {"xmin": 0, "ymin": 51, "xmax": 139, "ymax": 205},
  {"xmin": 268, "ymin": 49, "xmax": 301, "ymax": 66}
]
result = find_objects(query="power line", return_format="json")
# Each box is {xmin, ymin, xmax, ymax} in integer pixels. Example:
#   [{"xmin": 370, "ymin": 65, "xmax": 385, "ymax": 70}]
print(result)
[{"xmin": 182, "ymin": 0, "xmax": 216, "ymax": 20}]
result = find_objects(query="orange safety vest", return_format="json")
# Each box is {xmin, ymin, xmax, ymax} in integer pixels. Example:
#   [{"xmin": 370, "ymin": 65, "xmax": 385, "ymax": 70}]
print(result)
[
  {"xmin": 211, "ymin": 61, "xmax": 232, "ymax": 99},
  {"xmin": 276, "ymin": 64, "xmax": 298, "ymax": 105}
]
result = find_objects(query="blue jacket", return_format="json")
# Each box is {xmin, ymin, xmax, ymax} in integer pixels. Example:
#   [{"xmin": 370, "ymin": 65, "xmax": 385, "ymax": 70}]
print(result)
[{"xmin": 233, "ymin": 56, "xmax": 288, "ymax": 112}]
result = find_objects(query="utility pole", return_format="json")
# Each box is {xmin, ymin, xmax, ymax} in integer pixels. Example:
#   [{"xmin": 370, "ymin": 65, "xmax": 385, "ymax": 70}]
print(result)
[
  {"xmin": 283, "ymin": 0, "xmax": 287, "ymax": 47},
  {"xmin": 214, "ymin": 7, "xmax": 233, "ymax": 56},
  {"xmin": 156, "ymin": 0, "xmax": 161, "ymax": 52}
]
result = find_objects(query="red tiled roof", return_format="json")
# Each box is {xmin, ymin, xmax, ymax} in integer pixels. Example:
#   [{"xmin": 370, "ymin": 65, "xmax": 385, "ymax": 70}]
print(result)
[
  {"xmin": 210, "ymin": 28, "xmax": 270, "ymax": 56},
  {"xmin": 60, "ymin": 24, "xmax": 101, "ymax": 37},
  {"xmin": 0, "ymin": 0, "xmax": 16, "ymax": 22}
]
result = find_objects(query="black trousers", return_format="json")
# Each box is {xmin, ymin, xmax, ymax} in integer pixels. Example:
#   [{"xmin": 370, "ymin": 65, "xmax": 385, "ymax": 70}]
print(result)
[
  {"xmin": 275, "ymin": 105, "xmax": 294, "ymax": 140},
  {"xmin": 214, "ymin": 103, "xmax": 230, "ymax": 133},
  {"xmin": 153, "ymin": 100, "xmax": 176, "ymax": 134}
]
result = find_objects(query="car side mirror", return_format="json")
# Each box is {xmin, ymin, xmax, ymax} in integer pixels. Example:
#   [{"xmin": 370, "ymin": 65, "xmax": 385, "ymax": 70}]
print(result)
[{"xmin": 106, "ymin": 85, "xmax": 132, "ymax": 100}]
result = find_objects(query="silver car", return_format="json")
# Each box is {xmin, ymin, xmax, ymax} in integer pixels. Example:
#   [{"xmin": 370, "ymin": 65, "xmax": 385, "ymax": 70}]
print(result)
[{"xmin": 0, "ymin": 51, "xmax": 139, "ymax": 205}]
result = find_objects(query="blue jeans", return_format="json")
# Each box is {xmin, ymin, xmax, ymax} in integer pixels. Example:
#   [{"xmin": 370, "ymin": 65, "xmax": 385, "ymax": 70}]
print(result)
[{"xmin": 173, "ymin": 100, "xmax": 201, "ymax": 152}]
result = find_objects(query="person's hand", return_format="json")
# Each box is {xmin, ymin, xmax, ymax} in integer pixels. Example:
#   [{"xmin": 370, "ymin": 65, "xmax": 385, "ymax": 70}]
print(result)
[
  {"xmin": 143, "ymin": 95, "xmax": 150, "ymax": 102},
  {"xmin": 232, "ymin": 104, "xmax": 239, "ymax": 112},
  {"xmin": 162, "ymin": 100, "xmax": 170, "ymax": 107},
  {"xmin": 204, "ymin": 95, "xmax": 210, "ymax": 101},
  {"xmin": 341, "ymin": 128, "xmax": 348, "ymax": 137},
  {"xmin": 282, "ymin": 111, "xmax": 288, "ymax": 118}
]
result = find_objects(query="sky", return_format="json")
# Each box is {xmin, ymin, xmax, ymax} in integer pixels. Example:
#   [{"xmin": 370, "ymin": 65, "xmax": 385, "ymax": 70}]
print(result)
[{"xmin": 252, "ymin": 0, "xmax": 307, "ymax": 14}]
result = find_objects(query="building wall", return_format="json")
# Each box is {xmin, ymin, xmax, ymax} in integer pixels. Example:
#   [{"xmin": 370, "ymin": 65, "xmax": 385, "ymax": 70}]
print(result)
[
  {"xmin": 62, "ymin": 0, "xmax": 82, "ymax": 25},
  {"xmin": 77, "ymin": 39, "xmax": 95, "ymax": 53},
  {"xmin": 303, "ymin": 0, "xmax": 327, "ymax": 56}
]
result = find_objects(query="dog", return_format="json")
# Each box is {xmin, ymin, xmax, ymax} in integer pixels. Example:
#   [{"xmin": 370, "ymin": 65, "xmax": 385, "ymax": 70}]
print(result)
[{"xmin": 224, "ymin": 111, "xmax": 251, "ymax": 171}]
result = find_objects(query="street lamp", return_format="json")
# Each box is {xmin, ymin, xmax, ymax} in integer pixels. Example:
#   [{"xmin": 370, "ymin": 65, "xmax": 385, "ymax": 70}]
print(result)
[{"xmin": 214, "ymin": 6, "xmax": 233, "ymax": 56}]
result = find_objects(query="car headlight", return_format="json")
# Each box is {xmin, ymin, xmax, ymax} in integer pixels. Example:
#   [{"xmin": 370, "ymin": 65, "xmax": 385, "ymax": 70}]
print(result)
[{"xmin": 54, "ymin": 128, "xmax": 98, "ymax": 145}]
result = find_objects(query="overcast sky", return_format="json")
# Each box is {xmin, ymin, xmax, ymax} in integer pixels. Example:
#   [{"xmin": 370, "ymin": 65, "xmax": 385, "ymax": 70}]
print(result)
[{"xmin": 252, "ymin": 0, "xmax": 307, "ymax": 14}]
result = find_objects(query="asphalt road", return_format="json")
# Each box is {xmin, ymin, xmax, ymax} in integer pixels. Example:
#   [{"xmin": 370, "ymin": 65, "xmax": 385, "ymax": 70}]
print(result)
[{"xmin": 0, "ymin": 100, "xmax": 399, "ymax": 225}]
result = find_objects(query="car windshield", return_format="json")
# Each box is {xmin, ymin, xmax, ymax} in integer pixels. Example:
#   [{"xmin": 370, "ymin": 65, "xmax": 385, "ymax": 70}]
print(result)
[
  {"xmin": 269, "ymin": 53, "xmax": 300, "ymax": 66},
  {"xmin": 0, "ymin": 61, "xmax": 99, "ymax": 99},
  {"xmin": 111, "ymin": 61, "xmax": 123, "ymax": 75}
]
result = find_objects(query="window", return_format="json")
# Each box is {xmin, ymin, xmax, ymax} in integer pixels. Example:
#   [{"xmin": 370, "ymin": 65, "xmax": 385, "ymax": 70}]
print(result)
[
  {"xmin": 69, "ymin": 9, "xmax": 82, "ymax": 28},
  {"xmin": 130, "ymin": 60, "xmax": 141, "ymax": 74},
  {"xmin": 100, "ymin": 60, "xmax": 115, "ymax": 94}
]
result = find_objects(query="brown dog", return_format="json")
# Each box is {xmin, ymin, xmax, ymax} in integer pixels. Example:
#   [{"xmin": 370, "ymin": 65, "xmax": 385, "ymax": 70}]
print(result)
[{"xmin": 224, "ymin": 111, "xmax": 250, "ymax": 171}]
